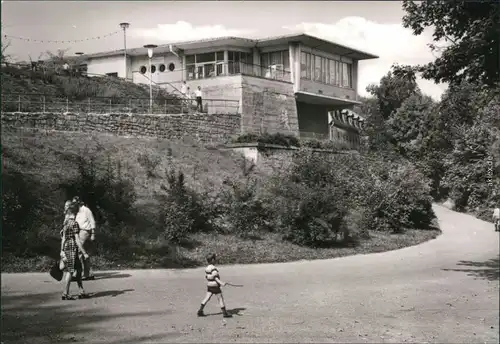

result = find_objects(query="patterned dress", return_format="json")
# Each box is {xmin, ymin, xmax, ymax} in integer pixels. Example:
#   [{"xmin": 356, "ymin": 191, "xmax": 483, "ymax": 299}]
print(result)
[{"xmin": 62, "ymin": 218, "xmax": 81, "ymax": 273}]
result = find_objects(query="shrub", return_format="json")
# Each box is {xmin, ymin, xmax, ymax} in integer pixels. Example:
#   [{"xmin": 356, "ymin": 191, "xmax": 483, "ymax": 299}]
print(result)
[
  {"xmin": 220, "ymin": 177, "xmax": 268, "ymax": 238},
  {"xmin": 270, "ymin": 179, "xmax": 349, "ymax": 247},
  {"xmin": 233, "ymin": 132, "xmax": 300, "ymax": 147},
  {"xmin": 59, "ymin": 154, "xmax": 137, "ymax": 230},
  {"xmin": 137, "ymin": 153, "xmax": 161, "ymax": 178},
  {"xmin": 301, "ymin": 139, "xmax": 353, "ymax": 151},
  {"xmin": 159, "ymin": 170, "xmax": 212, "ymax": 243},
  {"xmin": 2, "ymin": 170, "xmax": 43, "ymax": 255},
  {"xmin": 268, "ymin": 151, "xmax": 355, "ymax": 247},
  {"xmin": 361, "ymin": 160, "xmax": 435, "ymax": 232}
]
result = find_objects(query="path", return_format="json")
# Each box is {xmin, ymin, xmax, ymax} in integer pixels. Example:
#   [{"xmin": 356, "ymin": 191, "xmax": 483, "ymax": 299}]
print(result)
[{"xmin": 2, "ymin": 205, "xmax": 499, "ymax": 343}]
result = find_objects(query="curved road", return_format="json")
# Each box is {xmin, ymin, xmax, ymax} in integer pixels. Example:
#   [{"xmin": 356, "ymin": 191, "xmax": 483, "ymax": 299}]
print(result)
[{"xmin": 2, "ymin": 205, "xmax": 499, "ymax": 343}]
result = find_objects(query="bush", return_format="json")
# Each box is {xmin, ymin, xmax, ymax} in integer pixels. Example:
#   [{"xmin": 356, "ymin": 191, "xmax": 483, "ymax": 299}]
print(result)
[
  {"xmin": 160, "ymin": 170, "xmax": 212, "ymax": 243},
  {"xmin": 268, "ymin": 151, "xmax": 355, "ymax": 247},
  {"xmin": 234, "ymin": 132, "xmax": 300, "ymax": 147},
  {"xmin": 2, "ymin": 171, "xmax": 43, "ymax": 255},
  {"xmin": 59, "ymin": 155, "xmax": 137, "ymax": 228},
  {"xmin": 301, "ymin": 139, "xmax": 353, "ymax": 151},
  {"xmin": 137, "ymin": 153, "xmax": 161, "ymax": 178},
  {"xmin": 220, "ymin": 177, "xmax": 268, "ymax": 238},
  {"xmin": 361, "ymin": 160, "xmax": 435, "ymax": 232}
]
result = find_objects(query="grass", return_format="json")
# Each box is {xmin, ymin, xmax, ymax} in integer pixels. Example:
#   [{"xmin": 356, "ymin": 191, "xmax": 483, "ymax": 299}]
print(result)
[
  {"xmin": 2, "ymin": 129, "xmax": 441, "ymax": 273},
  {"xmin": 2, "ymin": 230, "xmax": 441, "ymax": 273}
]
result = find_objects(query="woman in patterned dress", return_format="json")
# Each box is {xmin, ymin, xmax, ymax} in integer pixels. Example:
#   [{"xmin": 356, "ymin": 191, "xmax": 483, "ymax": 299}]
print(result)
[{"xmin": 60, "ymin": 201, "xmax": 89, "ymax": 300}]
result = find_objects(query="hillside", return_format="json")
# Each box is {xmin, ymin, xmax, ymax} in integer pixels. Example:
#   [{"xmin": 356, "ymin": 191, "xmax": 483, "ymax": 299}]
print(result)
[
  {"xmin": 2, "ymin": 128, "xmax": 440, "ymax": 272},
  {"xmin": 1, "ymin": 64, "xmax": 180, "ymax": 113}
]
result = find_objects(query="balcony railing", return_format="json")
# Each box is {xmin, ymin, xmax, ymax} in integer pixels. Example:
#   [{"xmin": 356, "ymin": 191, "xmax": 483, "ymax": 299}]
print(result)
[{"xmin": 186, "ymin": 62, "xmax": 292, "ymax": 83}]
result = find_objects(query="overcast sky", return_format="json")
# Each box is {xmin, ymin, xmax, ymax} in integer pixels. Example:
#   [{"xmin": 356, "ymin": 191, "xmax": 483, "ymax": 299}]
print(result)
[{"xmin": 2, "ymin": 1, "xmax": 447, "ymax": 99}]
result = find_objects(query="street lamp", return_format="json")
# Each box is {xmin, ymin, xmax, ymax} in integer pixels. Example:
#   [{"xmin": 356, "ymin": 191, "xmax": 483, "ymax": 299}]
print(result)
[
  {"xmin": 119, "ymin": 22, "xmax": 130, "ymax": 79},
  {"xmin": 144, "ymin": 44, "xmax": 157, "ymax": 113}
]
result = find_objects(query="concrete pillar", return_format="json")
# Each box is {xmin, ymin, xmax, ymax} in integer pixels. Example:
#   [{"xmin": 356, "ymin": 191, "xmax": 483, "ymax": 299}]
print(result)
[
  {"xmin": 289, "ymin": 43, "xmax": 295, "ymax": 87},
  {"xmin": 182, "ymin": 55, "xmax": 187, "ymax": 81},
  {"xmin": 289, "ymin": 43, "xmax": 301, "ymax": 91},
  {"xmin": 224, "ymin": 50, "xmax": 229, "ymax": 75},
  {"xmin": 353, "ymin": 60, "xmax": 358, "ymax": 101}
]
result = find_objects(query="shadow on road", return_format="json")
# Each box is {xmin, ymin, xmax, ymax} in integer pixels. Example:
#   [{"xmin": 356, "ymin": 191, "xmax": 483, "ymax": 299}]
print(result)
[
  {"xmin": 442, "ymin": 255, "xmax": 499, "ymax": 281},
  {"xmin": 1, "ymin": 291, "xmax": 174, "ymax": 344},
  {"xmin": 94, "ymin": 272, "xmax": 132, "ymax": 280},
  {"xmin": 89, "ymin": 289, "xmax": 135, "ymax": 299},
  {"xmin": 204, "ymin": 307, "xmax": 246, "ymax": 316}
]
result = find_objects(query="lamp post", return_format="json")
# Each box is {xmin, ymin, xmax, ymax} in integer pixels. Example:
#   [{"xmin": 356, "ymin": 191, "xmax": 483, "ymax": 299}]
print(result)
[
  {"xmin": 144, "ymin": 44, "xmax": 157, "ymax": 113},
  {"xmin": 119, "ymin": 23, "xmax": 130, "ymax": 79}
]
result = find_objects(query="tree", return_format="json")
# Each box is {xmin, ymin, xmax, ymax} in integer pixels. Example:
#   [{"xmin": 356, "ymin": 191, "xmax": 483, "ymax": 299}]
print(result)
[
  {"xmin": 1, "ymin": 37, "xmax": 12, "ymax": 62},
  {"xmin": 402, "ymin": 0, "xmax": 500, "ymax": 88},
  {"xmin": 362, "ymin": 65, "xmax": 420, "ymax": 152}
]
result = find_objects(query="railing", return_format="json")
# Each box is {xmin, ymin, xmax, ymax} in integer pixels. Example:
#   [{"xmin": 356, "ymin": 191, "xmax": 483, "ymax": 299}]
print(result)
[
  {"xmin": 1, "ymin": 93, "xmax": 240, "ymax": 115},
  {"xmin": 184, "ymin": 62, "xmax": 292, "ymax": 83}
]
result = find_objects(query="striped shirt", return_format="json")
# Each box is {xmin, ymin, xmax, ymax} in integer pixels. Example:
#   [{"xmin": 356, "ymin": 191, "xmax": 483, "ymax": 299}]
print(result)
[{"xmin": 205, "ymin": 264, "xmax": 220, "ymax": 287}]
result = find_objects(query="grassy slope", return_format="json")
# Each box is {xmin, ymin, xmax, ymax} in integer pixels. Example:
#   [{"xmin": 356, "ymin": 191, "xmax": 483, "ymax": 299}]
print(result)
[{"xmin": 2, "ymin": 129, "xmax": 440, "ymax": 272}]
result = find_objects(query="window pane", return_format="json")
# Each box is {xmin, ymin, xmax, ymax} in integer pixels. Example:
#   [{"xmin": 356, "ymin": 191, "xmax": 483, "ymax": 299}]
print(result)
[
  {"xmin": 186, "ymin": 55, "xmax": 195, "ymax": 64},
  {"xmin": 235, "ymin": 52, "xmax": 241, "ymax": 62},
  {"xmin": 196, "ymin": 52, "xmax": 216, "ymax": 63},
  {"xmin": 322, "ymin": 58, "xmax": 328, "ymax": 83},
  {"xmin": 216, "ymin": 63, "xmax": 224, "ymax": 75},
  {"xmin": 329, "ymin": 60, "xmax": 335, "ymax": 85},
  {"xmin": 216, "ymin": 51, "xmax": 224, "ymax": 61},
  {"xmin": 300, "ymin": 52, "xmax": 308, "ymax": 78},
  {"xmin": 196, "ymin": 65, "xmax": 204, "ymax": 79},
  {"xmin": 187, "ymin": 65, "xmax": 195, "ymax": 80},
  {"xmin": 246, "ymin": 53, "xmax": 253, "ymax": 65},
  {"xmin": 335, "ymin": 61, "xmax": 341, "ymax": 86},
  {"xmin": 261, "ymin": 53, "xmax": 270, "ymax": 68},
  {"xmin": 205, "ymin": 63, "xmax": 215, "ymax": 78},
  {"xmin": 307, "ymin": 54, "xmax": 311, "ymax": 79},
  {"xmin": 342, "ymin": 63, "xmax": 350, "ymax": 87},
  {"xmin": 228, "ymin": 51, "xmax": 234, "ymax": 61},
  {"xmin": 346, "ymin": 63, "xmax": 352, "ymax": 87},
  {"xmin": 314, "ymin": 55, "xmax": 322, "ymax": 82},
  {"xmin": 271, "ymin": 51, "xmax": 282, "ymax": 65}
]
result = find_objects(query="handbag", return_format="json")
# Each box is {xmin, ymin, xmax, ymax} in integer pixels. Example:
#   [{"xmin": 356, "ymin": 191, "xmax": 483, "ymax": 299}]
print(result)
[{"xmin": 50, "ymin": 260, "xmax": 64, "ymax": 281}]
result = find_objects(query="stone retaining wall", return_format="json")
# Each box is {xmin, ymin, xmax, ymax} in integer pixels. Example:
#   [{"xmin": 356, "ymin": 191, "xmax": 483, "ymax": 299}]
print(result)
[{"xmin": 1, "ymin": 112, "xmax": 242, "ymax": 142}]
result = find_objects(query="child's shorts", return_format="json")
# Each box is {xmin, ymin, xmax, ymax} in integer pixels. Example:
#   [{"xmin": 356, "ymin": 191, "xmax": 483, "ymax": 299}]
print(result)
[{"xmin": 207, "ymin": 286, "xmax": 222, "ymax": 294}]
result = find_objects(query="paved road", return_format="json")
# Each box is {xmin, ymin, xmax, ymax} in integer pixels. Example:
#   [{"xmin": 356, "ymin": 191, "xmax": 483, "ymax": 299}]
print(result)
[{"xmin": 2, "ymin": 205, "xmax": 499, "ymax": 343}]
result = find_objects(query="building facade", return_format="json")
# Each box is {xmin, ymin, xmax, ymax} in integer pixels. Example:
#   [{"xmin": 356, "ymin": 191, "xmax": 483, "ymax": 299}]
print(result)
[{"xmin": 82, "ymin": 34, "xmax": 378, "ymax": 148}]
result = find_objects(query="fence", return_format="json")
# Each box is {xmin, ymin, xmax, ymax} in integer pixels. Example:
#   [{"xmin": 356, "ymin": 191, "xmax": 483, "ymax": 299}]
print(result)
[{"xmin": 1, "ymin": 93, "xmax": 240, "ymax": 115}]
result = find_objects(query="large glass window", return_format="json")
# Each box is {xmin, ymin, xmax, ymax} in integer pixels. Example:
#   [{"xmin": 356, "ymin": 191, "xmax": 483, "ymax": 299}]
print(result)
[
  {"xmin": 342, "ymin": 62, "xmax": 352, "ymax": 88},
  {"xmin": 329, "ymin": 59, "xmax": 336, "ymax": 85},
  {"xmin": 301, "ymin": 50, "xmax": 353, "ymax": 88},
  {"xmin": 196, "ymin": 52, "xmax": 215, "ymax": 63},
  {"xmin": 300, "ymin": 52, "xmax": 312, "ymax": 79},
  {"xmin": 185, "ymin": 51, "xmax": 224, "ymax": 80},
  {"xmin": 314, "ymin": 55, "xmax": 322, "ymax": 82},
  {"xmin": 322, "ymin": 58, "xmax": 328, "ymax": 84},
  {"xmin": 335, "ymin": 61, "xmax": 342, "ymax": 86},
  {"xmin": 261, "ymin": 50, "xmax": 290, "ymax": 70}
]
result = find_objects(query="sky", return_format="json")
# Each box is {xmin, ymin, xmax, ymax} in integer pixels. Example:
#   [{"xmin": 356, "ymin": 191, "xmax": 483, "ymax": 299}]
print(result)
[{"xmin": 1, "ymin": 1, "xmax": 448, "ymax": 100}]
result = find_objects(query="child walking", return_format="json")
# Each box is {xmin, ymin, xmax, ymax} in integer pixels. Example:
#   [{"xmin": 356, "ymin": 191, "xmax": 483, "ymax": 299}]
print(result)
[{"xmin": 197, "ymin": 253, "xmax": 232, "ymax": 318}]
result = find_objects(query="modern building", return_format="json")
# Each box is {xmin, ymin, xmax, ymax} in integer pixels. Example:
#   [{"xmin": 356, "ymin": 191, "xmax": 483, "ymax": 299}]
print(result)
[{"xmin": 80, "ymin": 33, "xmax": 378, "ymax": 148}]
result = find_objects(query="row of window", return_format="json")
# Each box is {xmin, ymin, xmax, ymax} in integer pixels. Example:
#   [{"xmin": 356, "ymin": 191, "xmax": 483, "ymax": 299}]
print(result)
[
  {"xmin": 139, "ymin": 63, "xmax": 176, "ymax": 74},
  {"xmin": 301, "ymin": 52, "xmax": 352, "ymax": 88},
  {"xmin": 185, "ymin": 51, "xmax": 254, "ymax": 80},
  {"xmin": 261, "ymin": 50, "xmax": 290, "ymax": 71}
]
